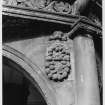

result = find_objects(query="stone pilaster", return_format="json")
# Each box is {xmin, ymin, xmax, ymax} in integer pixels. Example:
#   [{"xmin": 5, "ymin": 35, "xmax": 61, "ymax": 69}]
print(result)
[{"xmin": 73, "ymin": 36, "xmax": 100, "ymax": 105}]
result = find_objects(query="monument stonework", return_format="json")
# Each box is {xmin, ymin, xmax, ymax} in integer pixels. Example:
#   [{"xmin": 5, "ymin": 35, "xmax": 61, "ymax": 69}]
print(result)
[{"xmin": 2, "ymin": 0, "xmax": 102, "ymax": 105}]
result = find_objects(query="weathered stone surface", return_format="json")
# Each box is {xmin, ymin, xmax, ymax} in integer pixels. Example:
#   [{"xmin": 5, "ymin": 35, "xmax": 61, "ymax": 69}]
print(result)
[
  {"xmin": 73, "ymin": 36, "xmax": 100, "ymax": 105},
  {"xmin": 55, "ymin": 81, "xmax": 75, "ymax": 105}
]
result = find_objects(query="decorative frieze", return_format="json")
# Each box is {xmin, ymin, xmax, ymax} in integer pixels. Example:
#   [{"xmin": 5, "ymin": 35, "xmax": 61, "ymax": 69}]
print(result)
[
  {"xmin": 45, "ymin": 31, "xmax": 72, "ymax": 82},
  {"xmin": 3, "ymin": 0, "xmax": 75, "ymax": 15}
]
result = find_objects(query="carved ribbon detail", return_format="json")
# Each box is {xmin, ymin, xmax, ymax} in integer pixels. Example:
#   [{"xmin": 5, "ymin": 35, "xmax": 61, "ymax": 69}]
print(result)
[{"xmin": 45, "ymin": 31, "xmax": 71, "ymax": 82}]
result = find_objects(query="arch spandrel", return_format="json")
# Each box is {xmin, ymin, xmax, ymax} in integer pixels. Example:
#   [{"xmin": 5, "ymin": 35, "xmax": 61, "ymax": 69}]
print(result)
[
  {"xmin": 3, "ymin": 25, "xmax": 102, "ymax": 105},
  {"xmin": 3, "ymin": 31, "xmax": 76, "ymax": 105},
  {"xmin": 3, "ymin": 44, "xmax": 58, "ymax": 105}
]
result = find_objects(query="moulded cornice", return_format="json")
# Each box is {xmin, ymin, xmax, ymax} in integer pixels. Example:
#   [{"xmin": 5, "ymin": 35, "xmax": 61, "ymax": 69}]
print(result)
[{"xmin": 2, "ymin": 4, "xmax": 102, "ymax": 38}]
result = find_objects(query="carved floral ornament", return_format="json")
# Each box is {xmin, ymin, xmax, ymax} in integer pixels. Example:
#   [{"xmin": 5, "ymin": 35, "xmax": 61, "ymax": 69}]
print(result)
[
  {"xmin": 45, "ymin": 31, "xmax": 72, "ymax": 82},
  {"xmin": 3, "ymin": 0, "xmax": 83, "ymax": 15}
]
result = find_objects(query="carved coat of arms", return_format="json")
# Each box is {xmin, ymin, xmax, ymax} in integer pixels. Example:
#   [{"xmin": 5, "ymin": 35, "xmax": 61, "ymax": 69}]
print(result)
[{"xmin": 45, "ymin": 31, "xmax": 73, "ymax": 82}]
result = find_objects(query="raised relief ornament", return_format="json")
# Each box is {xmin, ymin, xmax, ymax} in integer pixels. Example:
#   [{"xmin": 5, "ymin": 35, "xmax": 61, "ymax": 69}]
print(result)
[
  {"xmin": 45, "ymin": 31, "xmax": 72, "ymax": 82},
  {"xmin": 3, "ymin": 0, "xmax": 73, "ymax": 15}
]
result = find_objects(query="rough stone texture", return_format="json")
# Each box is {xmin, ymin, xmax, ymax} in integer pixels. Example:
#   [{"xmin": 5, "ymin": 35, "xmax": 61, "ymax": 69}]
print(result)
[{"xmin": 55, "ymin": 81, "xmax": 75, "ymax": 105}]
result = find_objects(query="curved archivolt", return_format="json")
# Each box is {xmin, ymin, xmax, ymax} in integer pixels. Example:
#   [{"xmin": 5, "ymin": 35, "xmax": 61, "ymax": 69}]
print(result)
[{"xmin": 2, "ymin": 44, "xmax": 57, "ymax": 105}]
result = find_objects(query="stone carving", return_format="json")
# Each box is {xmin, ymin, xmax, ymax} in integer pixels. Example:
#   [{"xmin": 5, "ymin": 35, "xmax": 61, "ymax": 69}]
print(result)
[
  {"xmin": 3, "ymin": 0, "xmax": 93, "ymax": 15},
  {"xmin": 45, "ymin": 31, "xmax": 71, "ymax": 82},
  {"xmin": 49, "ymin": 31, "xmax": 68, "ymax": 41},
  {"xmin": 3, "ymin": 0, "xmax": 74, "ymax": 15},
  {"xmin": 45, "ymin": 1, "xmax": 72, "ymax": 14}
]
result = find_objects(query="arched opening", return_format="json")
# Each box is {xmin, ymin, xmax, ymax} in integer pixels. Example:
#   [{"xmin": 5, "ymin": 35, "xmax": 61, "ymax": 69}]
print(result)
[{"xmin": 3, "ymin": 56, "xmax": 48, "ymax": 105}]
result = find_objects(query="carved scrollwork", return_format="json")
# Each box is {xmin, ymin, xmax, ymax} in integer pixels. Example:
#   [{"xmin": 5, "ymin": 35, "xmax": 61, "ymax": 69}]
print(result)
[
  {"xmin": 44, "ymin": 1, "xmax": 72, "ymax": 14},
  {"xmin": 45, "ymin": 31, "xmax": 71, "ymax": 82},
  {"xmin": 3, "ymin": 0, "xmax": 73, "ymax": 14}
]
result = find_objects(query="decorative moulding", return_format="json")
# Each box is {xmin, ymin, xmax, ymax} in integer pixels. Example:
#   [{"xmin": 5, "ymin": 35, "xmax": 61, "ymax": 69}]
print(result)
[{"xmin": 2, "ymin": 0, "xmax": 102, "ymax": 39}]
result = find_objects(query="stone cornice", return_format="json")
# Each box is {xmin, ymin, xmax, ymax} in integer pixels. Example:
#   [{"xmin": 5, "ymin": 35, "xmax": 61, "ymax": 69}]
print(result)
[
  {"xmin": 2, "ymin": 4, "xmax": 102, "ymax": 38},
  {"xmin": 2, "ymin": 4, "xmax": 79, "ymax": 26}
]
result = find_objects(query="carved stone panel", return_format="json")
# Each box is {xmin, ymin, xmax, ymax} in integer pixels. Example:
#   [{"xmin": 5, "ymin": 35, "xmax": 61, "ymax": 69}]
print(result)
[
  {"xmin": 3, "ymin": 0, "xmax": 75, "ymax": 15},
  {"xmin": 45, "ymin": 31, "xmax": 74, "ymax": 82}
]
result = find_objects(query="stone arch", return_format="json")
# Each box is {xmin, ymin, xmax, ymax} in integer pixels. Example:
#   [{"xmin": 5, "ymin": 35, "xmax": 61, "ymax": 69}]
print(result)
[{"xmin": 3, "ymin": 44, "xmax": 57, "ymax": 105}]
